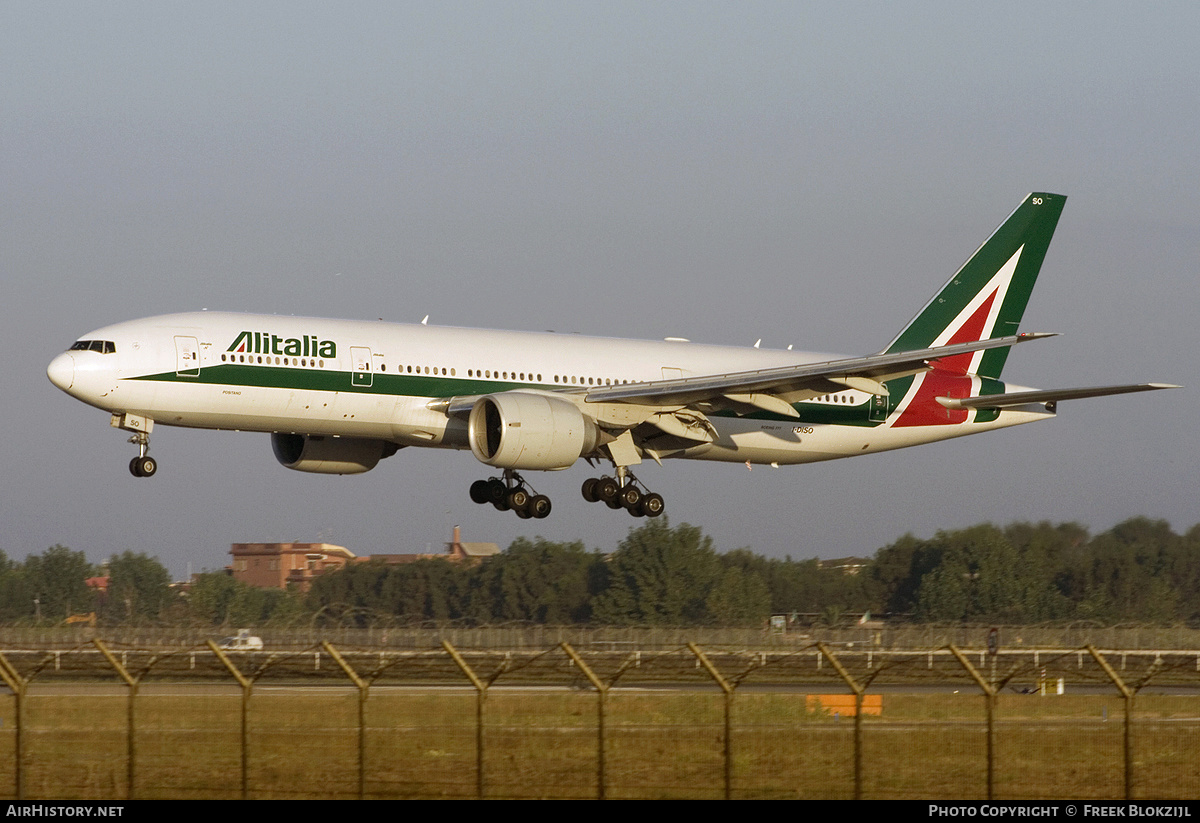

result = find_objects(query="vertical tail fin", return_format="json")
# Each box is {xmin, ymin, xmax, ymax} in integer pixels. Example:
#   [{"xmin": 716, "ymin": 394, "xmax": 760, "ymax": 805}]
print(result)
[{"xmin": 883, "ymin": 192, "xmax": 1066, "ymax": 379}]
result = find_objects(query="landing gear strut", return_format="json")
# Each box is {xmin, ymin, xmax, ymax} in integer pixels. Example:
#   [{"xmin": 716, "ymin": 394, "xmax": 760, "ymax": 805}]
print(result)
[
  {"xmin": 580, "ymin": 468, "xmax": 664, "ymax": 518},
  {"xmin": 469, "ymin": 470, "xmax": 551, "ymax": 519},
  {"xmin": 127, "ymin": 432, "xmax": 157, "ymax": 478}
]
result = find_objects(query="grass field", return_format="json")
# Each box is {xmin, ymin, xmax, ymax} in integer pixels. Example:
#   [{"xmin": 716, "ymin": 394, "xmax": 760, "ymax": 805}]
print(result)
[{"xmin": 0, "ymin": 689, "xmax": 1195, "ymax": 799}]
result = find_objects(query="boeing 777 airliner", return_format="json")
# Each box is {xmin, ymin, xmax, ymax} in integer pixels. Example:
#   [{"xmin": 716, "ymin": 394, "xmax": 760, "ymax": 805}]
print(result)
[{"xmin": 47, "ymin": 193, "xmax": 1175, "ymax": 519}]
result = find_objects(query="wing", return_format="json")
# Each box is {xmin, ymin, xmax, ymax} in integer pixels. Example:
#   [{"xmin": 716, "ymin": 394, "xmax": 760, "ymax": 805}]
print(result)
[
  {"xmin": 580, "ymin": 333, "xmax": 1055, "ymax": 415},
  {"xmin": 439, "ymin": 332, "xmax": 1052, "ymax": 419}
]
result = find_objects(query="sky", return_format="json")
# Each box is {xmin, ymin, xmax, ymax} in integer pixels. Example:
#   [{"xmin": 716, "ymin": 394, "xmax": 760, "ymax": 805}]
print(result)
[{"xmin": 2, "ymin": 2, "xmax": 1196, "ymax": 579}]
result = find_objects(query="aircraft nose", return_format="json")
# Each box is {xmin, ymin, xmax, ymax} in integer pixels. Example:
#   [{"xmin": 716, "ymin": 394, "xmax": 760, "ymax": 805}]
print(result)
[{"xmin": 47, "ymin": 352, "xmax": 75, "ymax": 391}]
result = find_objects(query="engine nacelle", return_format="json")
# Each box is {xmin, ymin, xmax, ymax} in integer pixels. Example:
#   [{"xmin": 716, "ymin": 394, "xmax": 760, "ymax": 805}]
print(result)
[
  {"xmin": 271, "ymin": 433, "xmax": 396, "ymax": 474},
  {"xmin": 468, "ymin": 391, "xmax": 600, "ymax": 470}
]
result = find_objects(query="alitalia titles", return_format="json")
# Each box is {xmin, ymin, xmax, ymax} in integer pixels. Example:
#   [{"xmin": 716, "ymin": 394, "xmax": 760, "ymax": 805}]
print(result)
[{"xmin": 227, "ymin": 331, "xmax": 336, "ymax": 359}]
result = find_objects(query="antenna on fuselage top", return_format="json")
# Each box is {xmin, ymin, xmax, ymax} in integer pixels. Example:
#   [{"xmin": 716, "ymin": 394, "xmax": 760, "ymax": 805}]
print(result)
[{"xmin": 421, "ymin": 315, "xmax": 429, "ymax": 325}]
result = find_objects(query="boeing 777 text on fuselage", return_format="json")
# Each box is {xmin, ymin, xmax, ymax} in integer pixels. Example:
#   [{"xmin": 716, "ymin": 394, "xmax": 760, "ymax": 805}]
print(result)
[{"xmin": 47, "ymin": 193, "xmax": 1176, "ymax": 519}]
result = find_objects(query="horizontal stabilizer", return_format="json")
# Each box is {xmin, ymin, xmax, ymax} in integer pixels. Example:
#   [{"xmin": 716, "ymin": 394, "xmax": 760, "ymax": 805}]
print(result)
[{"xmin": 936, "ymin": 383, "xmax": 1180, "ymax": 410}]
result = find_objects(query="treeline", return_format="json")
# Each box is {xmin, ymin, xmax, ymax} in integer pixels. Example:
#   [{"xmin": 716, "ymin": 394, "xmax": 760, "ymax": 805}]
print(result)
[
  {"xmin": 4, "ymin": 517, "xmax": 1199, "ymax": 627},
  {"xmin": 0, "ymin": 547, "xmax": 172, "ymax": 624},
  {"xmin": 305, "ymin": 517, "xmax": 1200, "ymax": 626}
]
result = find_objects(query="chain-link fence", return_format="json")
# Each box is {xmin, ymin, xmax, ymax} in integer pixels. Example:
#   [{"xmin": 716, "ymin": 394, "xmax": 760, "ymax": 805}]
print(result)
[
  {"xmin": 0, "ymin": 638, "xmax": 1197, "ymax": 799},
  {"xmin": 4, "ymin": 623, "xmax": 1200, "ymax": 651}
]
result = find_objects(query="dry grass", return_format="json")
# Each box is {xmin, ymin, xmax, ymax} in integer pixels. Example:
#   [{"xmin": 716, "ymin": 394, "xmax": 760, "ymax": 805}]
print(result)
[{"xmin": 0, "ymin": 689, "xmax": 1194, "ymax": 799}]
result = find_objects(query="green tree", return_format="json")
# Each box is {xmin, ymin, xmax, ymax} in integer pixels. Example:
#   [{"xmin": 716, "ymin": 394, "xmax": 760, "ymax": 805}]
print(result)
[
  {"xmin": 706, "ymin": 564, "xmax": 772, "ymax": 625},
  {"xmin": 103, "ymin": 552, "xmax": 173, "ymax": 624},
  {"xmin": 467, "ymin": 538, "xmax": 601, "ymax": 623},
  {"xmin": 916, "ymin": 547, "xmax": 971, "ymax": 621},
  {"xmin": 913, "ymin": 525, "xmax": 1066, "ymax": 622},
  {"xmin": 22, "ymin": 545, "xmax": 95, "ymax": 623},
  {"xmin": 592, "ymin": 520, "xmax": 720, "ymax": 625},
  {"xmin": 377, "ymin": 560, "xmax": 471, "ymax": 621},
  {"xmin": 1071, "ymin": 518, "xmax": 1181, "ymax": 622},
  {"xmin": 306, "ymin": 560, "xmax": 473, "ymax": 623},
  {"xmin": 187, "ymin": 572, "xmax": 300, "ymax": 627},
  {"xmin": 0, "ymin": 550, "xmax": 32, "ymax": 622},
  {"xmin": 1168, "ymin": 524, "xmax": 1200, "ymax": 621},
  {"xmin": 869, "ymin": 533, "xmax": 943, "ymax": 615}
]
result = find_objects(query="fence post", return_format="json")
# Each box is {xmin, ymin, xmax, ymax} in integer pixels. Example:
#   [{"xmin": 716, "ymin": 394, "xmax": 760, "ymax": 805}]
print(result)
[
  {"xmin": 92, "ymin": 640, "xmax": 141, "ymax": 800},
  {"xmin": 207, "ymin": 640, "xmax": 253, "ymax": 799},
  {"xmin": 948, "ymin": 644, "xmax": 998, "ymax": 800},
  {"xmin": 561, "ymin": 643, "xmax": 609, "ymax": 800},
  {"xmin": 443, "ymin": 640, "xmax": 487, "ymax": 799},
  {"xmin": 687, "ymin": 643, "xmax": 734, "ymax": 800},
  {"xmin": 0, "ymin": 652, "xmax": 25, "ymax": 800},
  {"xmin": 321, "ymin": 642, "xmax": 368, "ymax": 800},
  {"xmin": 817, "ymin": 642, "xmax": 865, "ymax": 800},
  {"xmin": 1087, "ymin": 645, "xmax": 1135, "ymax": 799}
]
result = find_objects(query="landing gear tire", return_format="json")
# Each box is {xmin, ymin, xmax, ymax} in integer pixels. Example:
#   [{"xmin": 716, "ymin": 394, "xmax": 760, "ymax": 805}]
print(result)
[
  {"xmin": 486, "ymin": 478, "xmax": 508, "ymax": 505},
  {"xmin": 639, "ymin": 493, "xmax": 665, "ymax": 518},
  {"xmin": 618, "ymin": 485, "xmax": 641, "ymax": 510},
  {"xmin": 596, "ymin": 477, "xmax": 619, "ymax": 502},
  {"xmin": 507, "ymin": 488, "xmax": 530, "ymax": 512},
  {"xmin": 529, "ymin": 495, "xmax": 552, "ymax": 519},
  {"xmin": 129, "ymin": 456, "xmax": 157, "ymax": 478},
  {"xmin": 469, "ymin": 479, "xmax": 491, "ymax": 504},
  {"xmin": 581, "ymin": 478, "xmax": 599, "ymax": 503}
]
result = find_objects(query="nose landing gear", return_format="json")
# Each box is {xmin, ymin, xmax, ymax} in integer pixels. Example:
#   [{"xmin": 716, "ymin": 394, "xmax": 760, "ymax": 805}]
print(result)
[
  {"xmin": 113, "ymin": 414, "xmax": 157, "ymax": 478},
  {"xmin": 127, "ymin": 431, "xmax": 157, "ymax": 477}
]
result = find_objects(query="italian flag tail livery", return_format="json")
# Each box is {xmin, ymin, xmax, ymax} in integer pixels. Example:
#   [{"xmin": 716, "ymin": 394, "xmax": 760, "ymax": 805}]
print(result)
[{"xmin": 884, "ymin": 193, "xmax": 1066, "ymax": 427}]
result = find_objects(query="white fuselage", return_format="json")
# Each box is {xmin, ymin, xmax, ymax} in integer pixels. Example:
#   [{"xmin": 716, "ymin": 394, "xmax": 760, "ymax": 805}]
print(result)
[{"xmin": 47, "ymin": 311, "xmax": 1052, "ymax": 469}]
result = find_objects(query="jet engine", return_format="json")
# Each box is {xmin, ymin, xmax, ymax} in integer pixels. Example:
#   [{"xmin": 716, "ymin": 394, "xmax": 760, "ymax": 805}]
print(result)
[
  {"xmin": 468, "ymin": 391, "xmax": 600, "ymax": 470},
  {"xmin": 271, "ymin": 433, "xmax": 397, "ymax": 474}
]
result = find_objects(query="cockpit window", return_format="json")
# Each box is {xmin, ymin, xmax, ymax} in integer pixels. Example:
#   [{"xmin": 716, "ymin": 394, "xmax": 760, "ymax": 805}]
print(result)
[{"xmin": 69, "ymin": 340, "xmax": 116, "ymax": 354}]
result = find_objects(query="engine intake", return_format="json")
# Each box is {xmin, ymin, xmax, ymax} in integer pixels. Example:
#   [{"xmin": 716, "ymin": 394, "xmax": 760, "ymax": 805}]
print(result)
[
  {"xmin": 468, "ymin": 391, "xmax": 599, "ymax": 470},
  {"xmin": 271, "ymin": 433, "xmax": 397, "ymax": 474}
]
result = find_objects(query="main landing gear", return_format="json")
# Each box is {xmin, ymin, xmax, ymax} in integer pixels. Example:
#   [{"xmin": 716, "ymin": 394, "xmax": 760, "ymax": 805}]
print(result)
[
  {"xmin": 580, "ymin": 469, "xmax": 664, "ymax": 518},
  {"xmin": 469, "ymin": 470, "xmax": 552, "ymax": 519},
  {"xmin": 127, "ymin": 431, "xmax": 157, "ymax": 478}
]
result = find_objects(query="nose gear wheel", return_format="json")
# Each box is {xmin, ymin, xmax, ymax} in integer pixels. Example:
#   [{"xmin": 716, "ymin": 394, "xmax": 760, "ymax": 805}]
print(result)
[{"xmin": 127, "ymin": 432, "xmax": 157, "ymax": 478}]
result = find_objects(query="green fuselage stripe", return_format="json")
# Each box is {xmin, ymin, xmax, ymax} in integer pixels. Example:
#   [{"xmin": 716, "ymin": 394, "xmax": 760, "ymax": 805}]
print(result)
[{"xmin": 131, "ymin": 365, "xmax": 887, "ymax": 427}]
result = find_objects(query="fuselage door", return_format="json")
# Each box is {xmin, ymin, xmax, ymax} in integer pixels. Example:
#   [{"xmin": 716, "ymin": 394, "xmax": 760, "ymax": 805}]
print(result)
[
  {"xmin": 351, "ymin": 346, "xmax": 373, "ymax": 387},
  {"xmin": 175, "ymin": 336, "xmax": 200, "ymax": 377},
  {"xmin": 868, "ymin": 389, "xmax": 891, "ymax": 422}
]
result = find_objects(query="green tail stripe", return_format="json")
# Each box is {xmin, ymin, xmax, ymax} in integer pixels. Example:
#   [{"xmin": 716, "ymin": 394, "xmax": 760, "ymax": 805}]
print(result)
[{"xmin": 884, "ymin": 192, "xmax": 1066, "ymax": 379}]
